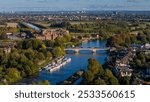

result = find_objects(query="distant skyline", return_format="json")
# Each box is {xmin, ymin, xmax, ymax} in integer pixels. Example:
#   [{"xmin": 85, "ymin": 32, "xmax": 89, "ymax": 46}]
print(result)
[{"xmin": 0, "ymin": 0, "xmax": 150, "ymax": 11}]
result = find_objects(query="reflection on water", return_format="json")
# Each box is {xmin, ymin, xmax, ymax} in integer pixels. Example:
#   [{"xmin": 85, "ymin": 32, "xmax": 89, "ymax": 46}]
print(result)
[{"xmin": 38, "ymin": 40, "xmax": 108, "ymax": 85}]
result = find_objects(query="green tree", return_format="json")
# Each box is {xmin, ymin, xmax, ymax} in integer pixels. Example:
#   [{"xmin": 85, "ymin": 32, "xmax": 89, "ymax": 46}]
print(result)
[
  {"xmin": 94, "ymin": 78, "xmax": 106, "ymax": 85},
  {"xmin": 0, "ymin": 67, "xmax": 3, "ymax": 73},
  {"xmin": 52, "ymin": 47, "xmax": 65, "ymax": 57},
  {"xmin": 135, "ymin": 59, "xmax": 142, "ymax": 68},
  {"xmin": 32, "ymin": 80, "xmax": 50, "ymax": 85},
  {"xmin": 46, "ymin": 40, "xmax": 55, "ymax": 47},
  {"xmin": 32, "ymin": 39, "xmax": 42, "ymax": 50},
  {"xmin": 83, "ymin": 70, "xmax": 94, "ymax": 84},
  {"xmin": 42, "ymin": 80, "xmax": 50, "ymax": 85},
  {"xmin": 104, "ymin": 69, "xmax": 119, "ymax": 85},
  {"xmin": 88, "ymin": 58, "xmax": 104, "ymax": 76},
  {"xmin": 55, "ymin": 37, "xmax": 66, "ymax": 46},
  {"xmin": 119, "ymin": 76, "xmax": 131, "ymax": 85},
  {"xmin": 6, "ymin": 68, "xmax": 21, "ymax": 83},
  {"xmin": 109, "ymin": 77, "xmax": 119, "ymax": 85}
]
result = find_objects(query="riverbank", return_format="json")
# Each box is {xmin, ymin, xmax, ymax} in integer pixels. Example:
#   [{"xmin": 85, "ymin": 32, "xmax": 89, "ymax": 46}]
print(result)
[
  {"xmin": 38, "ymin": 40, "xmax": 108, "ymax": 84},
  {"xmin": 57, "ymin": 70, "xmax": 84, "ymax": 85},
  {"xmin": 12, "ymin": 39, "xmax": 108, "ymax": 85}
]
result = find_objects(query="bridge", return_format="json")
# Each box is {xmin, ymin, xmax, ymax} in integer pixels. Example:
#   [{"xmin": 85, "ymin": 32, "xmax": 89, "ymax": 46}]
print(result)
[{"xmin": 64, "ymin": 47, "xmax": 110, "ymax": 54}]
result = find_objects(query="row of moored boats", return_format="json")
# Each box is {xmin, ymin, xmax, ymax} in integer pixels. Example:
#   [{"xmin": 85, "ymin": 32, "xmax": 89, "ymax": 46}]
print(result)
[{"xmin": 41, "ymin": 57, "xmax": 71, "ymax": 72}]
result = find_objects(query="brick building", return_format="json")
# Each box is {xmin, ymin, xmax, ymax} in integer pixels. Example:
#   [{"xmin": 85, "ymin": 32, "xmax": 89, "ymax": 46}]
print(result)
[{"xmin": 36, "ymin": 29, "xmax": 69, "ymax": 40}]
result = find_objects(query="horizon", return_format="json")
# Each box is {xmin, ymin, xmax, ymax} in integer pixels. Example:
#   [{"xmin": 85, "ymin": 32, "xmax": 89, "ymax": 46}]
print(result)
[{"xmin": 0, "ymin": 0, "xmax": 150, "ymax": 12}]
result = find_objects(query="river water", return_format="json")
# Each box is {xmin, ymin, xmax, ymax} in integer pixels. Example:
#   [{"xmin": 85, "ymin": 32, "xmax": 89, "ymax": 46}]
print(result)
[
  {"xmin": 16, "ymin": 23, "xmax": 108, "ymax": 85},
  {"xmin": 24, "ymin": 22, "xmax": 41, "ymax": 30},
  {"xmin": 38, "ymin": 40, "xmax": 108, "ymax": 85}
]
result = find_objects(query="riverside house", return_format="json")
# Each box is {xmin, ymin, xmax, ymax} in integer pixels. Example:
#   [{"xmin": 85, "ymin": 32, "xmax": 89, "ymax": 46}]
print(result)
[{"xmin": 115, "ymin": 50, "xmax": 134, "ymax": 77}]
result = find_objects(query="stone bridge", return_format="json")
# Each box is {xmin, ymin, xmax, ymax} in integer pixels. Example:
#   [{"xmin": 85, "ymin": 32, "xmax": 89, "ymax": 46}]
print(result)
[{"xmin": 64, "ymin": 47, "xmax": 110, "ymax": 53}]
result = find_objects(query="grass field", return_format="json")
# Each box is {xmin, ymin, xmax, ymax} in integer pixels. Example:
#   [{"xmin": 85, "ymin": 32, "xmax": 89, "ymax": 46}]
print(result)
[
  {"xmin": 70, "ymin": 21, "xmax": 94, "ymax": 25},
  {"xmin": 32, "ymin": 21, "xmax": 50, "ymax": 28}
]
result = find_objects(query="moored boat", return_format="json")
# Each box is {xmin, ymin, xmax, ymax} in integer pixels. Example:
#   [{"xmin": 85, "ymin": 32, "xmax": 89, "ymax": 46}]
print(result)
[{"xmin": 41, "ymin": 57, "xmax": 71, "ymax": 72}]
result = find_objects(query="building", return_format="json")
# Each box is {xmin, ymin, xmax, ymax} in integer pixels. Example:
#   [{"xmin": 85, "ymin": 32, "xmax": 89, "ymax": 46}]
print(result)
[
  {"xmin": 143, "ymin": 43, "xmax": 150, "ymax": 49},
  {"xmin": 115, "ymin": 50, "xmax": 134, "ymax": 77},
  {"xmin": 7, "ymin": 23, "xmax": 18, "ymax": 28},
  {"xmin": 0, "ymin": 25, "xmax": 5, "ymax": 28},
  {"xmin": 3, "ymin": 46, "xmax": 11, "ymax": 54},
  {"xmin": 36, "ymin": 28, "xmax": 69, "ymax": 40},
  {"xmin": 91, "ymin": 34, "xmax": 99, "ymax": 38},
  {"xmin": 117, "ymin": 66, "xmax": 133, "ymax": 77}
]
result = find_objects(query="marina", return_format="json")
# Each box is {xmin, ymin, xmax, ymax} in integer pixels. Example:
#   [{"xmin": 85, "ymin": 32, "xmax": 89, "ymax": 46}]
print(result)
[{"xmin": 42, "ymin": 57, "xmax": 71, "ymax": 72}]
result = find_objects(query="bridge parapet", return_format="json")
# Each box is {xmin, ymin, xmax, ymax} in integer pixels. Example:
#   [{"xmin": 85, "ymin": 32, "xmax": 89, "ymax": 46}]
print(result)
[{"xmin": 65, "ymin": 47, "xmax": 110, "ymax": 54}]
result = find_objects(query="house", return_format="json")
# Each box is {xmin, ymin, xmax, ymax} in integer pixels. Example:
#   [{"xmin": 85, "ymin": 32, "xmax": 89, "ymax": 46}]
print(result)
[
  {"xmin": 0, "ymin": 25, "xmax": 5, "ymax": 28},
  {"xmin": 91, "ymin": 34, "xmax": 99, "ymax": 38},
  {"xmin": 144, "ymin": 43, "xmax": 150, "ymax": 49},
  {"xmin": 117, "ymin": 66, "xmax": 133, "ymax": 77},
  {"xmin": 3, "ymin": 46, "xmax": 11, "ymax": 54},
  {"xmin": 140, "ymin": 43, "xmax": 150, "ymax": 55},
  {"xmin": 19, "ymin": 33, "xmax": 27, "ymax": 39},
  {"xmin": 115, "ymin": 63, "xmax": 133, "ymax": 77},
  {"xmin": 6, "ymin": 33, "xmax": 19, "ymax": 40},
  {"xmin": 7, "ymin": 23, "xmax": 18, "ymax": 28},
  {"xmin": 130, "ymin": 31, "xmax": 139, "ymax": 35},
  {"xmin": 115, "ymin": 50, "xmax": 134, "ymax": 77},
  {"xmin": 1, "ymin": 79, "xmax": 7, "ymax": 83}
]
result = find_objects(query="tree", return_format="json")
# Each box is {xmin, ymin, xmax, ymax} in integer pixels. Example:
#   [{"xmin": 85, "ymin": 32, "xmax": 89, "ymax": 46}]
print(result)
[
  {"xmin": 109, "ymin": 77, "xmax": 119, "ymax": 85},
  {"xmin": 119, "ymin": 76, "xmax": 131, "ymax": 85},
  {"xmin": 0, "ymin": 33, "xmax": 7, "ymax": 39},
  {"xmin": 46, "ymin": 40, "xmax": 55, "ymax": 47},
  {"xmin": 6, "ymin": 68, "xmax": 21, "ymax": 83},
  {"xmin": 88, "ymin": 58, "xmax": 104, "ymax": 76},
  {"xmin": 64, "ymin": 34, "xmax": 71, "ymax": 42},
  {"xmin": 104, "ymin": 69, "xmax": 119, "ymax": 85},
  {"xmin": 24, "ymin": 49, "xmax": 35, "ymax": 60},
  {"xmin": 32, "ymin": 80, "xmax": 50, "ymax": 85},
  {"xmin": 94, "ymin": 78, "xmax": 106, "ymax": 85},
  {"xmin": 135, "ymin": 59, "xmax": 142, "ymax": 68},
  {"xmin": 55, "ymin": 37, "xmax": 66, "ymax": 46},
  {"xmin": 42, "ymin": 80, "xmax": 50, "ymax": 85},
  {"xmin": 32, "ymin": 39, "xmax": 42, "ymax": 50},
  {"xmin": 52, "ymin": 47, "xmax": 65, "ymax": 57},
  {"xmin": 83, "ymin": 70, "xmax": 94, "ymax": 84},
  {"xmin": 50, "ymin": 22, "xmax": 71, "ymax": 28},
  {"xmin": 6, "ymin": 52, "xmax": 20, "ymax": 68},
  {"xmin": 0, "ymin": 67, "xmax": 3, "ymax": 73},
  {"xmin": 137, "ymin": 53, "xmax": 145, "ymax": 63},
  {"xmin": 36, "ymin": 52, "xmax": 45, "ymax": 61}
]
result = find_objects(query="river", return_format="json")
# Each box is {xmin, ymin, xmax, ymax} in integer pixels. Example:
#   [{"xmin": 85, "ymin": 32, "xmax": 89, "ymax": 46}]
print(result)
[
  {"xmin": 38, "ymin": 40, "xmax": 108, "ymax": 85},
  {"xmin": 24, "ymin": 22, "xmax": 41, "ymax": 30}
]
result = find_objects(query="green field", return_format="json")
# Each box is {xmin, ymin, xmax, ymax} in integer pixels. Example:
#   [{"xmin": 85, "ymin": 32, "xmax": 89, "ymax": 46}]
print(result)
[{"xmin": 70, "ymin": 21, "xmax": 94, "ymax": 25}]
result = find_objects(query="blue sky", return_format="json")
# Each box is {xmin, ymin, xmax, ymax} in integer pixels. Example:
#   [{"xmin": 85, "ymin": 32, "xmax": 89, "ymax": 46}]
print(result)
[{"xmin": 0, "ymin": 0, "xmax": 150, "ymax": 11}]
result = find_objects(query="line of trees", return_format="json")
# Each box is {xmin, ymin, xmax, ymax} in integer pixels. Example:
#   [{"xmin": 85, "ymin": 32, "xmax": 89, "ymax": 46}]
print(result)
[
  {"xmin": 82, "ymin": 58, "xmax": 119, "ymax": 85},
  {"xmin": 49, "ymin": 21, "xmax": 130, "ymax": 40},
  {"xmin": 0, "ymin": 33, "xmax": 80, "ymax": 84},
  {"xmin": 107, "ymin": 29, "xmax": 150, "ymax": 48}
]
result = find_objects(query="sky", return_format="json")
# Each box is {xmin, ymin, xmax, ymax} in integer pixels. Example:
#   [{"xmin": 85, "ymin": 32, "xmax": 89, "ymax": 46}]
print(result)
[{"xmin": 0, "ymin": 0, "xmax": 150, "ymax": 11}]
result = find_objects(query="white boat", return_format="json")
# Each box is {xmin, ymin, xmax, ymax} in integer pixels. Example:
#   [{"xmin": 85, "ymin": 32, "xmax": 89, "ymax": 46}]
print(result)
[{"xmin": 41, "ymin": 57, "xmax": 71, "ymax": 72}]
